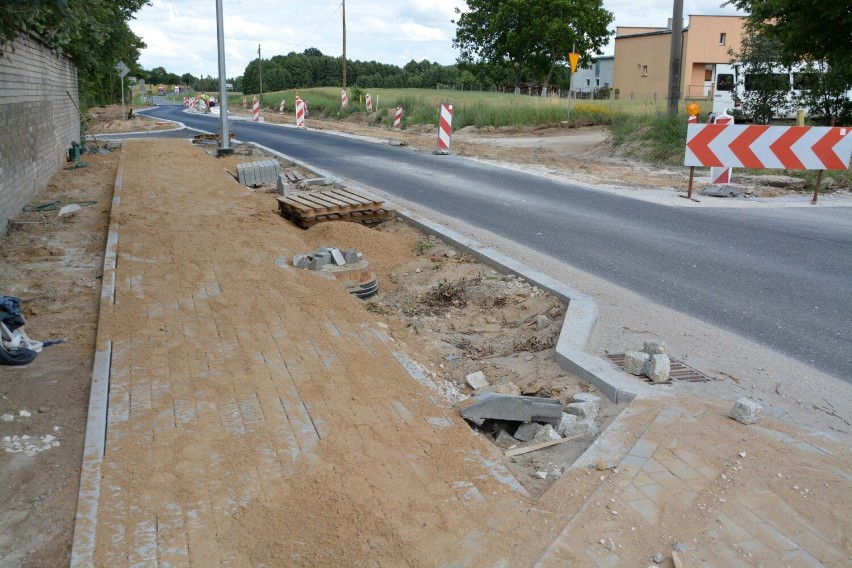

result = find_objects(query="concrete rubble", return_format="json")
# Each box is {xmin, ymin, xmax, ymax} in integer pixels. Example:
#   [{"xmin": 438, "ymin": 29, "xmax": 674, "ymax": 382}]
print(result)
[
  {"xmin": 730, "ymin": 398, "xmax": 763, "ymax": 425},
  {"xmin": 465, "ymin": 370, "xmax": 488, "ymax": 390},
  {"xmin": 293, "ymin": 247, "xmax": 363, "ymax": 271},
  {"xmin": 624, "ymin": 341, "xmax": 671, "ymax": 382}
]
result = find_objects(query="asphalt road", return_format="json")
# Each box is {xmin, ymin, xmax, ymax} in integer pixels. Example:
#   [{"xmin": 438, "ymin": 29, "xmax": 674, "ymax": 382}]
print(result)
[{"xmin": 139, "ymin": 103, "xmax": 852, "ymax": 381}]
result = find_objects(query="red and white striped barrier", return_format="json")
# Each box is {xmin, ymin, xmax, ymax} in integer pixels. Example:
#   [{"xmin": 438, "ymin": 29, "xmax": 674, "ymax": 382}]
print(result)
[
  {"xmin": 436, "ymin": 102, "xmax": 454, "ymax": 153},
  {"xmin": 710, "ymin": 112, "xmax": 734, "ymax": 184},
  {"xmin": 685, "ymin": 124, "xmax": 852, "ymax": 170},
  {"xmin": 252, "ymin": 97, "xmax": 259, "ymax": 122},
  {"xmin": 393, "ymin": 105, "xmax": 402, "ymax": 129},
  {"xmin": 242, "ymin": 97, "xmax": 247, "ymax": 110},
  {"xmin": 341, "ymin": 90, "xmax": 348, "ymax": 109},
  {"xmin": 295, "ymin": 98, "xmax": 306, "ymax": 128},
  {"xmin": 279, "ymin": 99, "xmax": 286, "ymax": 113},
  {"xmin": 365, "ymin": 93, "xmax": 372, "ymax": 113}
]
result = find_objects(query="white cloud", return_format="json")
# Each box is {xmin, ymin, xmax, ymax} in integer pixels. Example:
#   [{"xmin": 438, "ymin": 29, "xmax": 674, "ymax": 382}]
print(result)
[{"xmin": 128, "ymin": 0, "xmax": 745, "ymax": 77}]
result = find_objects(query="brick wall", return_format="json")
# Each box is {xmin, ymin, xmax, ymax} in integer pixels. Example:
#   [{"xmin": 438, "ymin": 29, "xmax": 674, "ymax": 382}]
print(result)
[{"xmin": 0, "ymin": 33, "xmax": 80, "ymax": 232}]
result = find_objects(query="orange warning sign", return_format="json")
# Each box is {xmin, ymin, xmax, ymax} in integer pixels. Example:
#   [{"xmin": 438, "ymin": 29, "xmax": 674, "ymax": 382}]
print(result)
[{"xmin": 568, "ymin": 53, "xmax": 580, "ymax": 74}]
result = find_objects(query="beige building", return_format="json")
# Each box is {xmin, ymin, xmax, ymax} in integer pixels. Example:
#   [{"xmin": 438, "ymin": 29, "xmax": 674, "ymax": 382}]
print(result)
[{"xmin": 613, "ymin": 15, "xmax": 745, "ymax": 101}]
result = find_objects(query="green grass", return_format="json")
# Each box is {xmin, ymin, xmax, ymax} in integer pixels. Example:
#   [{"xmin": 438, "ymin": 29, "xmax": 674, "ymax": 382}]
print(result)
[{"xmin": 224, "ymin": 88, "xmax": 849, "ymax": 191}]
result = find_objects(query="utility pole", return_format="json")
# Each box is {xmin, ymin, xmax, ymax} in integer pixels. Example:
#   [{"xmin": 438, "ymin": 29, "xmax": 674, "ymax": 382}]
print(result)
[
  {"xmin": 258, "ymin": 44, "xmax": 263, "ymax": 102},
  {"xmin": 215, "ymin": 0, "xmax": 232, "ymax": 155},
  {"xmin": 667, "ymin": 0, "xmax": 684, "ymax": 114},
  {"xmin": 342, "ymin": 0, "xmax": 347, "ymax": 91}
]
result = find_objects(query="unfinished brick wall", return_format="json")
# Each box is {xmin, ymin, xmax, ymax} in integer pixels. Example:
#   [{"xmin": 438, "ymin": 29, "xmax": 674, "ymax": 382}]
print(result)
[{"xmin": 0, "ymin": 33, "xmax": 80, "ymax": 232}]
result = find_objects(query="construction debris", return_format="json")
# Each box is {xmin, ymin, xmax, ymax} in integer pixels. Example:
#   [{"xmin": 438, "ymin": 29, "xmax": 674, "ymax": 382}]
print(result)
[
  {"xmin": 459, "ymin": 393, "xmax": 563, "ymax": 425},
  {"xmin": 730, "ymin": 398, "xmax": 763, "ymax": 425},
  {"xmin": 276, "ymin": 187, "xmax": 392, "ymax": 229},
  {"xmin": 292, "ymin": 246, "xmax": 377, "ymax": 300}
]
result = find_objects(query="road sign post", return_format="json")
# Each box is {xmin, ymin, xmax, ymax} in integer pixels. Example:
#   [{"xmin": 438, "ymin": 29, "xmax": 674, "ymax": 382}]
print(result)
[
  {"xmin": 567, "ymin": 52, "xmax": 580, "ymax": 119},
  {"xmin": 116, "ymin": 60, "xmax": 130, "ymax": 121}
]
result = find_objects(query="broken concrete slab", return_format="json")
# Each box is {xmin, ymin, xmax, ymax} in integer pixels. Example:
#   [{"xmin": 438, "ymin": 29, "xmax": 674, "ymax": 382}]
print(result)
[
  {"xmin": 344, "ymin": 248, "xmax": 359, "ymax": 264},
  {"xmin": 298, "ymin": 177, "xmax": 330, "ymax": 188},
  {"xmin": 514, "ymin": 422, "xmax": 542, "ymax": 442},
  {"xmin": 556, "ymin": 413, "xmax": 577, "ymax": 437},
  {"xmin": 459, "ymin": 393, "xmax": 563, "ymax": 425},
  {"xmin": 494, "ymin": 430, "xmax": 517, "ymax": 448},
  {"xmin": 730, "ymin": 398, "xmax": 763, "ymax": 425},
  {"xmin": 564, "ymin": 401, "xmax": 598, "ymax": 419},
  {"xmin": 572, "ymin": 392, "xmax": 601, "ymax": 406},
  {"xmin": 532, "ymin": 424, "xmax": 561, "ymax": 444},
  {"xmin": 560, "ymin": 418, "xmax": 598, "ymax": 438},
  {"xmin": 465, "ymin": 371, "xmax": 488, "ymax": 390},
  {"xmin": 644, "ymin": 354, "xmax": 670, "ymax": 383},
  {"xmin": 624, "ymin": 351, "xmax": 650, "ymax": 375},
  {"xmin": 292, "ymin": 254, "xmax": 310, "ymax": 269},
  {"xmin": 643, "ymin": 341, "xmax": 666, "ymax": 355}
]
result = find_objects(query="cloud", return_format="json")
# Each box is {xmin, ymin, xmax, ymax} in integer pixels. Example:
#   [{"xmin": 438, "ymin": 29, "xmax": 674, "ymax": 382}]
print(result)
[{"xmin": 128, "ymin": 0, "xmax": 745, "ymax": 77}]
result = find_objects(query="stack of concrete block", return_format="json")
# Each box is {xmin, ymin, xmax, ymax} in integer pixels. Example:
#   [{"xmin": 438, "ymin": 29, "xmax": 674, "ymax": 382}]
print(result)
[{"xmin": 236, "ymin": 159, "xmax": 282, "ymax": 187}]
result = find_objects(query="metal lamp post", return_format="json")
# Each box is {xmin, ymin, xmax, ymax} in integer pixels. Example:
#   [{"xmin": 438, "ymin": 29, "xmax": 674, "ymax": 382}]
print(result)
[{"xmin": 216, "ymin": 0, "xmax": 232, "ymax": 155}]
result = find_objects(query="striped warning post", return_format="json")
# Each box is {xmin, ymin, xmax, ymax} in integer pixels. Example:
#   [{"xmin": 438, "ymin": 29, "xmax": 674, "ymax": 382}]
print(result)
[
  {"xmin": 393, "ymin": 105, "xmax": 402, "ymax": 129},
  {"xmin": 365, "ymin": 93, "xmax": 372, "ymax": 113},
  {"xmin": 436, "ymin": 102, "xmax": 454, "ymax": 153},
  {"xmin": 279, "ymin": 99, "xmax": 286, "ymax": 113},
  {"xmin": 252, "ymin": 97, "xmax": 259, "ymax": 122},
  {"xmin": 711, "ymin": 113, "xmax": 733, "ymax": 183},
  {"xmin": 242, "ymin": 97, "xmax": 247, "ymax": 110},
  {"xmin": 341, "ymin": 90, "xmax": 348, "ymax": 109},
  {"xmin": 295, "ymin": 98, "xmax": 306, "ymax": 128}
]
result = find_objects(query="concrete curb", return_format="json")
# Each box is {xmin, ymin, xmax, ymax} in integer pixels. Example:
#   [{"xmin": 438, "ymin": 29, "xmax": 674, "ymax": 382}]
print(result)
[
  {"xmin": 69, "ymin": 145, "xmax": 124, "ymax": 567},
  {"xmin": 247, "ymin": 140, "xmax": 658, "ymax": 404}
]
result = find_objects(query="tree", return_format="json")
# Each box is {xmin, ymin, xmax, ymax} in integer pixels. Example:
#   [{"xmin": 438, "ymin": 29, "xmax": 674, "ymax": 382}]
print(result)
[
  {"xmin": 794, "ymin": 61, "xmax": 852, "ymax": 125},
  {"xmin": 730, "ymin": 32, "xmax": 793, "ymax": 124},
  {"xmin": 528, "ymin": 0, "xmax": 613, "ymax": 95},
  {"xmin": 724, "ymin": 0, "xmax": 851, "ymax": 85},
  {"xmin": 453, "ymin": 0, "xmax": 613, "ymax": 95},
  {"xmin": 453, "ymin": 0, "xmax": 535, "ymax": 94},
  {"xmin": 1, "ymin": 0, "xmax": 149, "ymax": 106}
]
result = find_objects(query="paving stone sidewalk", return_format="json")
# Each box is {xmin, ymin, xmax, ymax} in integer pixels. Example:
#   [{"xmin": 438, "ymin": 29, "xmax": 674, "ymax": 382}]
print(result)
[{"xmin": 72, "ymin": 139, "xmax": 851, "ymax": 567}]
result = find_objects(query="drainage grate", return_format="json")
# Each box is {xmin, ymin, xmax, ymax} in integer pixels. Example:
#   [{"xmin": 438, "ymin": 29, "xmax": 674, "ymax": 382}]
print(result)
[{"xmin": 605, "ymin": 354, "xmax": 713, "ymax": 384}]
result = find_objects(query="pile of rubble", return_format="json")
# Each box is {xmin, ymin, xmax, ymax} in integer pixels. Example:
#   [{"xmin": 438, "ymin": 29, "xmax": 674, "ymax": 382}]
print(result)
[
  {"xmin": 623, "ymin": 341, "xmax": 670, "ymax": 383},
  {"xmin": 459, "ymin": 391, "xmax": 602, "ymax": 478},
  {"xmin": 292, "ymin": 246, "xmax": 378, "ymax": 300},
  {"xmin": 292, "ymin": 246, "xmax": 361, "ymax": 270}
]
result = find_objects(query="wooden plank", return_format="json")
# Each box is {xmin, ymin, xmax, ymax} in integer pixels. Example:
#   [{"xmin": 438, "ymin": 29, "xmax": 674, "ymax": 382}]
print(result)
[{"xmin": 504, "ymin": 433, "xmax": 584, "ymax": 457}]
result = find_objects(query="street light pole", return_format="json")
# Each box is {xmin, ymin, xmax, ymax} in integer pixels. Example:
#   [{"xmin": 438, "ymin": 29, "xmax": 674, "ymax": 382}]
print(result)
[
  {"xmin": 342, "ymin": 0, "xmax": 347, "ymax": 91},
  {"xmin": 215, "ymin": 0, "xmax": 232, "ymax": 155}
]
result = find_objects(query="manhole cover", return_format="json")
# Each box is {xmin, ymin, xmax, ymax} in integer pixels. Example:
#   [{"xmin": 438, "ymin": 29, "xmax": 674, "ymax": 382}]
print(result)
[{"xmin": 605, "ymin": 354, "xmax": 713, "ymax": 384}]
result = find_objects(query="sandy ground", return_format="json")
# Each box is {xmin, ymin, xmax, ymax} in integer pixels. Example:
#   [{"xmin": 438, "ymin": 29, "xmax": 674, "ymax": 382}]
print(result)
[{"xmin": 0, "ymin": 106, "xmax": 849, "ymax": 566}]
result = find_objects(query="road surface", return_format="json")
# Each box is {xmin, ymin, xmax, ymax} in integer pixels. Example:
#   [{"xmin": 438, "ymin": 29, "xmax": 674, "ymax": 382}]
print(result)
[{"xmin": 137, "ymin": 103, "xmax": 852, "ymax": 381}]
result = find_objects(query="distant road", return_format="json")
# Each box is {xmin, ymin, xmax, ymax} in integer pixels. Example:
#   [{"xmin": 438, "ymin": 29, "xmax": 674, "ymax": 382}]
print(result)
[{"xmin": 138, "ymin": 104, "xmax": 852, "ymax": 381}]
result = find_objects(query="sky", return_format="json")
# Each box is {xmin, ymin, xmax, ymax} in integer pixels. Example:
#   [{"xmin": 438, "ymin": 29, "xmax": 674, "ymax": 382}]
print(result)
[{"xmin": 128, "ymin": 0, "xmax": 745, "ymax": 80}]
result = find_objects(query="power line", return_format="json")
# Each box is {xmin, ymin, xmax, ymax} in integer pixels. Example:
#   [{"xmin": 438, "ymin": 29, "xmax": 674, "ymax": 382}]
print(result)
[{"xmin": 288, "ymin": 4, "xmax": 342, "ymax": 53}]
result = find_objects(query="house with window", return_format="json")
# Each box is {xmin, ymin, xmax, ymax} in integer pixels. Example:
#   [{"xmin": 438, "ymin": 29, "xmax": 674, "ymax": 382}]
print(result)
[
  {"xmin": 612, "ymin": 15, "xmax": 745, "ymax": 101},
  {"xmin": 573, "ymin": 56, "xmax": 614, "ymax": 96}
]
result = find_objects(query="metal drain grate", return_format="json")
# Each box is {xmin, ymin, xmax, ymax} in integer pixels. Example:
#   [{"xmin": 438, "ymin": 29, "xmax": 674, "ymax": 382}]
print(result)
[{"xmin": 605, "ymin": 354, "xmax": 713, "ymax": 385}]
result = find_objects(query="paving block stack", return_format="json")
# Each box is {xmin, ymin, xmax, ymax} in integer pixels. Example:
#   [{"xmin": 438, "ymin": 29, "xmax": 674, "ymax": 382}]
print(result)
[{"xmin": 236, "ymin": 160, "xmax": 282, "ymax": 187}]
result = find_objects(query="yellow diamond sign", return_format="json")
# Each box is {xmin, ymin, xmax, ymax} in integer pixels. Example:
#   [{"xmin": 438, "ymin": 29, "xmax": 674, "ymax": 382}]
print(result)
[{"xmin": 568, "ymin": 53, "xmax": 580, "ymax": 74}]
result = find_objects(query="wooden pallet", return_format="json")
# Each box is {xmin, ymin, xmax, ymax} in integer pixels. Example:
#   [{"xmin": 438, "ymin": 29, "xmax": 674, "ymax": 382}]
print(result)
[{"xmin": 277, "ymin": 188, "xmax": 392, "ymax": 229}]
